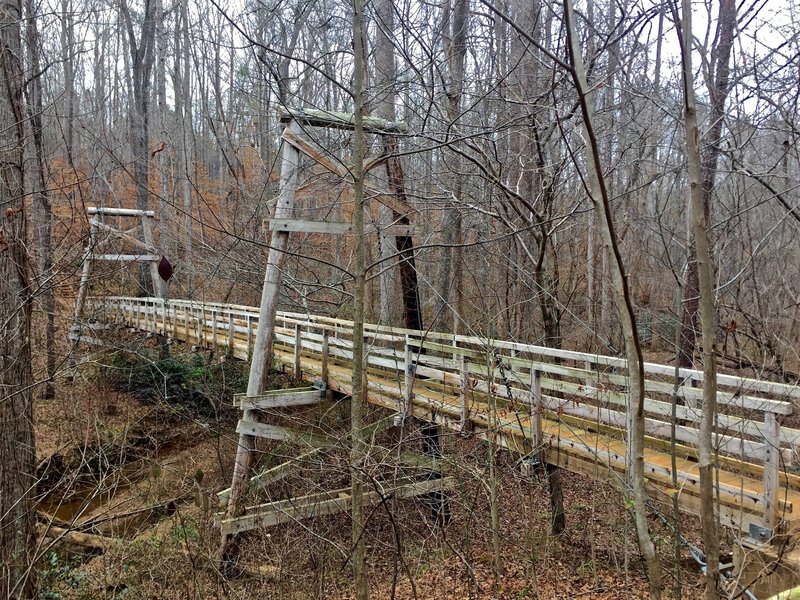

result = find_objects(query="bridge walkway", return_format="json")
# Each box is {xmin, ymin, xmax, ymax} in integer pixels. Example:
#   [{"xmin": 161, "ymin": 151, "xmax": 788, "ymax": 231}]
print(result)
[{"xmin": 85, "ymin": 296, "xmax": 800, "ymax": 544}]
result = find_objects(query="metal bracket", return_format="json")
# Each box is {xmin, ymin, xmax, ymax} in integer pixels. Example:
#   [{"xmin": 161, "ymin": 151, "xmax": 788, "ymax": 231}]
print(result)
[{"xmin": 748, "ymin": 522, "xmax": 772, "ymax": 543}]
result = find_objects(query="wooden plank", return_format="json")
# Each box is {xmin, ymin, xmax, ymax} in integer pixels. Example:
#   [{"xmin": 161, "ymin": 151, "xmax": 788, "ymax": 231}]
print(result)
[
  {"xmin": 87, "ymin": 206, "xmax": 155, "ymax": 217},
  {"xmin": 90, "ymin": 219, "xmax": 157, "ymax": 253},
  {"xmin": 90, "ymin": 253, "xmax": 160, "ymax": 262},
  {"xmin": 278, "ymin": 106, "xmax": 409, "ymax": 134},
  {"xmin": 764, "ymin": 412, "xmax": 781, "ymax": 529},
  {"xmin": 221, "ymin": 476, "xmax": 454, "ymax": 535},
  {"xmin": 269, "ymin": 218, "xmax": 416, "ymax": 237},
  {"xmin": 235, "ymin": 421, "xmax": 338, "ymax": 449},
  {"xmin": 234, "ymin": 389, "xmax": 323, "ymax": 410},
  {"xmin": 217, "ymin": 448, "xmax": 324, "ymax": 508}
]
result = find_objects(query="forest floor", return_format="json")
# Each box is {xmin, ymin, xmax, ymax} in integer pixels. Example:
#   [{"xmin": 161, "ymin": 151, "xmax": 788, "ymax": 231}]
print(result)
[{"xmin": 32, "ymin": 343, "xmax": 726, "ymax": 599}]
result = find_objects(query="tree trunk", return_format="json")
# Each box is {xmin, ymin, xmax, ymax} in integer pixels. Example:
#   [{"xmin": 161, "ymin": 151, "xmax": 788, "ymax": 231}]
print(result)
[
  {"xmin": 434, "ymin": 0, "xmax": 468, "ymax": 332},
  {"xmin": 121, "ymin": 0, "xmax": 157, "ymax": 293},
  {"xmin": 26, "ymin": 0, "xmax": 55, "ymax": 399},
  {"xmin": 678, "ymin": 0, "xmax": 736, "ymax": 369},
  {"xmin": 351, "ymin": 0, "xmax": 369, "ymax": 595},
  {"xmin": 676, "ymin": 1, "xmax": 725, "ymax": 596},
  {"xmin": 179, "ymin": 0, "xmax": 195, "ymax": 297},
  {"xmin": 0, "ymin": 0, "xmax": 36, "ymax": 595},
  {"xmin": 563, "ymin": 0, "xmax": 660, "ymax": 596}
]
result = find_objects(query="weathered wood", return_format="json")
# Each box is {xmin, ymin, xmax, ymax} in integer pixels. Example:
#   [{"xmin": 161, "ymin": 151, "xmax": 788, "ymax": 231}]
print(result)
[
  {"xmin": 278, "ymin": 106, "xmax": 408, "ymax": 134},
  {"xmin": 234, "ymin": 388, "xmax": 322, "ymax": 410},
  {"xmin": 222, "ymin": 121, "xmax": 302, "ymax": 556},
  {"xmin": 235, "ymin": 421, "xmax": 337, "ymax": 449},
  {"xmin": 764, "ymin": 412, "xmax": 781, "ymax": 530},
  {"xmin": 90, "ymin": 253, "xmax": 160, "ymax": 262},
  {"xmin": 530, "ymin": 368, "xmax": 543, "ymax": 459},
  {"xmin": 217, "ymin": 448, "xmax": 324, "ymax": 508},
  {"xmin": 220, "ymin": 476, "xmax": 454, "ymax": 535},
  {"xmin": 269, "ymin": 218, "xmax": 416, "ymax": 237},
  {"xmin": 90, "ymin": 219, "xmax": 157, "ymax": 253},
  {"xmin": 93, "ymin": 295, "xmax": 800, "ymax": 541},
  {"xmin": 87, "ymin": 206, "xmax": 155, "ymax": 217}
]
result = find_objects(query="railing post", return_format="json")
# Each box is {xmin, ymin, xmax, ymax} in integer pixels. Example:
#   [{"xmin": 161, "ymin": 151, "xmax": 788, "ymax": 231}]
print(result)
[
  {"xmin": 397, "ymin": 335, "xmax": 413, "ymax": 425},
  {"xmin": 211, "ymin": 309, "xmax": 219, "ymax": 349},
  {"xmin": 246, "ymin": 316, "xmax": 254, "ymax": 356},
  {"xmin": 183, "ymin": 307, "xmax": 190, "ymax": 344},
  {"xmin": 293, "ymin": 323, "xmax": 302, "ymax": 378},
  {"xmin": 227, "ymin": 311, "xmax": 235, "ymax": 355},
  {"xmin": 196, "ymin": 309, "xmax": 203, "ymax": 347},
  {"xmin": 459, "ymin": 353, "xmax": 469, "ymax": 431},
  {"xmin": 763, "ymin": 411, "xmax": 781, "ymax": 532},
  {"xmin": 530, "ymin": 367, "xmax": 543, "ymax": 462},
  {"xmin": 321, "ymin": 329, "xmax": 329, "ymax": 386}
]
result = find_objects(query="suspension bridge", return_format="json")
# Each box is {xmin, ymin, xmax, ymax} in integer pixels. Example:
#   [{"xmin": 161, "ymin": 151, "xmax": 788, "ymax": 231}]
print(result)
[{"xmin": 81, "ymin": 295, "xmax": 800, "ymax": 547}]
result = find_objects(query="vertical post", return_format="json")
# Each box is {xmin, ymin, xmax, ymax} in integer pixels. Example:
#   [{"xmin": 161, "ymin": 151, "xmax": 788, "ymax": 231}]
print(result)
[
  {"xmin": 73, "ymin": 219, "xmax": 98, "ymax": 327},
  {"xmin": 584, "ymin": 359, "xmax": 597, "ymax": 394},
  {"xmin": 293, "ymin": 323, "xmax": 302, "ymax": 378},
  {"xmin": 763, "ymin": 411, "xmax": 780, "ymax": 532},
  {"xmin": 459, "ymin": 354, "xmax": 469, "ymax": 431},
  {"xmin": 220, "ymin": 120, "xmax": 301, "ymax": 569},
  {"xmin": 246, "ymin": 316, "xmax": 254, "ymax": 356},
  {"xmin": 212, "ymin": 309, "xmax": 218, "ymax": 349},
  {"xmin": 183, "ymin": 307, "xmax": 190, "ymax": 344},
  {"xmin": 227, "ymin": 311, "xmax": 235, "ymax": 355},
  {"xmin": 530, "ymin": 367, "xmax": 543, "ymax": 461},
  {"xmin": 402, "ymin": 335, "xmax": 413, "ymax": 421},
  {"xmin": 421, "ymin": 422, "xmax": 450, "ymax": 524},
  {"xmin": 321, "ymin": 328, "xmax": 330, "ymax": 387},
  {"xmin": 140, "ymin": 213, "xmax": 162, "ymax": 296}
]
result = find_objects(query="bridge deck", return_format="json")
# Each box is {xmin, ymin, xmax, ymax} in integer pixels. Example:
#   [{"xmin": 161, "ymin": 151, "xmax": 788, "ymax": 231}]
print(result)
[{"xmin": 85, "ymin": 297, "xmax": 800, "ymax": 543}]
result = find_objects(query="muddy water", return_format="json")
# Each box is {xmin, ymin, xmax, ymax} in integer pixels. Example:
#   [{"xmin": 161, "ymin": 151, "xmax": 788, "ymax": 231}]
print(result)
[{"xmin": 38, "ymin": 426, "xmax": 199, "ymax": 538}]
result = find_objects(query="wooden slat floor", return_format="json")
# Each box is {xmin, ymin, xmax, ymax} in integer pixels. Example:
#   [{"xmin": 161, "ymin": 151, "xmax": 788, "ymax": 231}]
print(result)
[{"xmin": 267, "ymin": 343, "xmax": 800, "ymax": 540}]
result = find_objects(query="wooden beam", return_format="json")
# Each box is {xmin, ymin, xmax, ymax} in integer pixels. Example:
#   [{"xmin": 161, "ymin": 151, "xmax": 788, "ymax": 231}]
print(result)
[
  {"xmin": 235, "ymin": 421, "xmax": 337, "ymax": 449},
  {"xmin": 90, "ymin": 219, "xmax": 157, "ymax": 253},
  {"xmin": 87, "ymin": 206, "xmax": 155, "ymax": 217},
  {"xmin": 220, "ymin": 476, "xmax": 454, "ymax": 535},
  {"xmin": 217, "ymin": 448, "xmax": 324, "ymax": 508},
  {"xmin": 269, "ymin": 218, "xmax": 415, "ymax": 237},
  {"xmin": 234, "ymin": 388, "xmax": 324, "ymax": 410},
  {"xmin": 278, "ymin": 106, "xmax": 408, "ymax": 134},
  {"xmin": 90, "ymin": 253, "xmax": 160, "ymax": 262}
]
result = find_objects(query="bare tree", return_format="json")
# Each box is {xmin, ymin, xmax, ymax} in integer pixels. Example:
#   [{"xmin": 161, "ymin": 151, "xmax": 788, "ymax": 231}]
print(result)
[
  {"xmin": 120, "ymin": 0, "xmax": 157, "ymax": 292},
  {"xmin": 0, "ymin": 0, "xmax": 36, "ymax": 596},
  {"xmin": 350, "ymin": 0, "xmax": 368, "ymax": 595},
  {"xmin": 563, "ymin": 0, "xmax": 660, "ymax": 595},
  {"xmin": 674, "ymin": 0, "xmax": 724, "ymax": 595}
]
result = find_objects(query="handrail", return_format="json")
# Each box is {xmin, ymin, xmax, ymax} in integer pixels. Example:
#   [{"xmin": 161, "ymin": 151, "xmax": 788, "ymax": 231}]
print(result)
[{"xmin": 88, "ymin": 294, "xmax": 799, "ymax": 531}]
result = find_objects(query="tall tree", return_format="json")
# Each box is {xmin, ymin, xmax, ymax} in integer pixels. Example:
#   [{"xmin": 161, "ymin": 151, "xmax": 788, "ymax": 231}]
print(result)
[
  {"xmin": 677, "ymin": 0, "xmax": 737, "ymax": 368},
  {"xmin": 563, "ymin": 0, "xmax": 660, "ymax": 595},
  {"xmin": 675, "ymin": 1, "xmax": 724, "ymax": 595},
  {"xmin": 120, "ymin": 0, "xmax": 157, "ymax": 291},
  {"xmin": 26, "ymin": 0, "xmax": 55, "ymax": 398},
  {"xmin": 0, "ymin": 0, "xmax": 36, "ymax": 596},
  {"xmin": 350, "ymin": 0, "xmax": 369, "ymax": 594}
]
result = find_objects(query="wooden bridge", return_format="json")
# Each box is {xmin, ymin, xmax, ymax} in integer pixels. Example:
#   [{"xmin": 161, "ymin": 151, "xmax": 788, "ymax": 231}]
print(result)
[{"xmin": 84, "ymin": 295, "xmax": 800, "ymax": 545}]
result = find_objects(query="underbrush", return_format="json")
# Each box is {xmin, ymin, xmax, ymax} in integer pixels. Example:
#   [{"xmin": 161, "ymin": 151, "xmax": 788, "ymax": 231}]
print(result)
[{"xmin": 100, "ymin": 350, "xmax": 248, "ymax": 418}]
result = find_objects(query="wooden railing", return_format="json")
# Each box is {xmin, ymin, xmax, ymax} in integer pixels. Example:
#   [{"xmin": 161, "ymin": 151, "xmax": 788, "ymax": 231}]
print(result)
[{"xmin": 87, "ymin": 296, "xmax": 800, "ymax": 535}]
